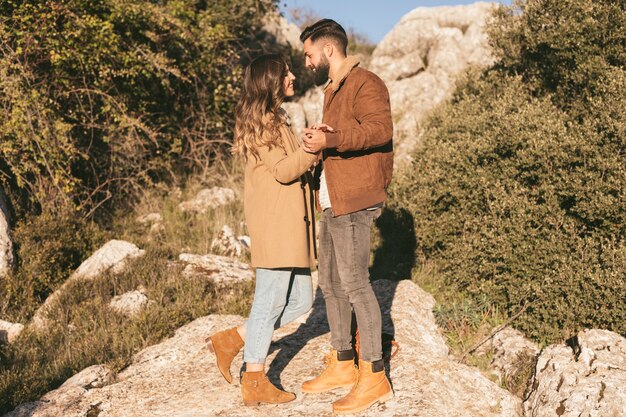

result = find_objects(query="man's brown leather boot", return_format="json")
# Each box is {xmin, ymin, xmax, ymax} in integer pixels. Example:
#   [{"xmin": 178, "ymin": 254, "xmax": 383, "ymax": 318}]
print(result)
[
  {"xmin": 332, "ymin": 359, "xmax": 393, "ymax": 414},
  {"xmin": 241, "ymin": 370, "xmax": 296, "ymax": 406},
  {"xmin": 207, "ymin": 327, "xmax": 244, "ymax": 384},
  {"xmin": 301, "ymin": 349, "xmax": 358, "ymax": 393}
]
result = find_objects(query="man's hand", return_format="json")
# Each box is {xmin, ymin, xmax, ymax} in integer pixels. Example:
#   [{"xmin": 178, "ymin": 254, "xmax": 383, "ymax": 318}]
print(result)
[{"xmin": 301, "ymin": 124, "xmax": 334, "ymax": 153}]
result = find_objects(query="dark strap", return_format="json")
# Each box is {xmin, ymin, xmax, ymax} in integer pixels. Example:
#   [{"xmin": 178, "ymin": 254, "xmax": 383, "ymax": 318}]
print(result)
[{"xmin": 300, "ymin": 170, "xmax": 317, "ymax": 260}]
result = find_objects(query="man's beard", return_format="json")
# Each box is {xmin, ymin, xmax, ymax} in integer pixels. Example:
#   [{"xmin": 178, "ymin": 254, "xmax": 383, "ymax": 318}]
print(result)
[{"xmin": 313, "ymin": 56, "xmax": 330, "ymax": 86}]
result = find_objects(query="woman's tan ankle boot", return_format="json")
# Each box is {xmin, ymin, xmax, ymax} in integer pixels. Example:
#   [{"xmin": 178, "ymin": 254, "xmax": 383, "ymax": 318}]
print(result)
[
  {"xmin": 207, "ymin": 327, "xmax": 244, "ymax": 384},
  {"xmin": 241, "ymin": 370, "xmax": 296, "ymax": 406}
]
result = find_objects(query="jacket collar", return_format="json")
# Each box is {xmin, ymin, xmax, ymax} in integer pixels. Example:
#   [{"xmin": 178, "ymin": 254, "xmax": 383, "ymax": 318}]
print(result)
[{"xmin": 326, "ymin": 56, "xmax": 360, "ymax": 93}]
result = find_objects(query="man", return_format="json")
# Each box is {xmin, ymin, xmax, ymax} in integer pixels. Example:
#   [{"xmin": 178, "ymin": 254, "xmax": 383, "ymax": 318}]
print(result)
[{"xmin": 299, "ymin": 19, "xmax": 394, "ymax": 415}]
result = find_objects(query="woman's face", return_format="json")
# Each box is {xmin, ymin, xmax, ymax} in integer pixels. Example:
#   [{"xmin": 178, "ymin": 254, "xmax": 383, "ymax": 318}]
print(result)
[{"xmin": 283, "ymin": 65, "xmax": 296, "ymax": 97}]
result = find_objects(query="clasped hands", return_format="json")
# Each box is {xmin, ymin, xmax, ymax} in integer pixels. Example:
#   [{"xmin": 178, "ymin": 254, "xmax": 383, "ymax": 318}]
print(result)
[{"xmin": 301, "ymin": 123, "xmax": 334, "ymax": 154}]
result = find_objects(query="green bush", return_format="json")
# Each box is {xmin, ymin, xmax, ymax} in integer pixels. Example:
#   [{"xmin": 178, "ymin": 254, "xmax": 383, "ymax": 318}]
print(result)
[
  {"xmin": 490, "ymin": 0, "xmax": 626, "ymax": 115},
  {"xmin": 393, "ymin": 73, "xmax": 625, "ymax": 342},
  {"xmin": 0, "ymin": 0, "xmax": 276, "ymax": 320},
  {"xmin": 0, "ymin": 209, "xmax": 108, "ymax": 321},
  {"xmin": 0, "ymin": 0, "xmax": 276, "ymax": 216},
  {"xmin": 393, "ymin": 0, "xmax": 625, "ymax": 343}
]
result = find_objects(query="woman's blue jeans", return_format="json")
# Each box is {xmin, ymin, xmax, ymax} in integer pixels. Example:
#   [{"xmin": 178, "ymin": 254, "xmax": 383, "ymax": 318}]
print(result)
[{"xmin": 244, "ymin": 267, "xmax": 313, "ymax": 364}]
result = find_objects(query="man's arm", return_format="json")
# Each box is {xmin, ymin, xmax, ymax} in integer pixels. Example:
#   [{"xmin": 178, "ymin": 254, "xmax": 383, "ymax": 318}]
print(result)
[{"xmin": 325, "ymin": 73, "xmax": 393, "ymax": 152}]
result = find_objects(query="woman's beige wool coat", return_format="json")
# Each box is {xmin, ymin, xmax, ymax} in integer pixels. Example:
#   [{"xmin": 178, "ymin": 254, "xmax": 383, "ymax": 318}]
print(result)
[{"xmin": 243, "ymin": 116, "xmax": 317, "ymax": 269}]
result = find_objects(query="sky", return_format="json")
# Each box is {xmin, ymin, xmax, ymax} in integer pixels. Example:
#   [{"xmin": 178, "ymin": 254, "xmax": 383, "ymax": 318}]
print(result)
[{"xmin": 278, "ymin": 1, "xmax": 509, "ymax": 44}]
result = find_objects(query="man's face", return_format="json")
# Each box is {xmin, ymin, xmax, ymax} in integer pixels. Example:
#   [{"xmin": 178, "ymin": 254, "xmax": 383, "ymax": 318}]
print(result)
[{"xmin": 303, "ymin": 38, "xmax": 330, "ymax": 86}]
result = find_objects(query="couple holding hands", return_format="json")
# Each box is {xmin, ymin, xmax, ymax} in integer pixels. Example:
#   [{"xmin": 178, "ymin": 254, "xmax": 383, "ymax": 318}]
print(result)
[{"xmin": 208, "ymin": 18, "xmax": 394, "ymax": 415}]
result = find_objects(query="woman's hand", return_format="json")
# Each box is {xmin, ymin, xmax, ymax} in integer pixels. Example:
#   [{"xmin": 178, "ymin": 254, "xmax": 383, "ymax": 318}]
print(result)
[{"xmin": 301, "ymin": 124, "xmax": 334, "ymax": 153}]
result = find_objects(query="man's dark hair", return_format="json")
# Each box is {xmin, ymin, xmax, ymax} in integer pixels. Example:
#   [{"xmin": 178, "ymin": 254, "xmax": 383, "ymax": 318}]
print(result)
[{"xmin": 299, "ymin": 19, "xmax": 348, "ymax": 56}]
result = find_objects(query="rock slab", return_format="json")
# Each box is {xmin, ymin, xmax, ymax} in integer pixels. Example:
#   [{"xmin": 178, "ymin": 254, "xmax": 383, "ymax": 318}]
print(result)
[
  {"xmin": 524, "ymin": 329, "xmax": 626, "ymax": 417},
  {"xmin": 179, "ymin": 253, "xmax": 254, "ymax": 285}
]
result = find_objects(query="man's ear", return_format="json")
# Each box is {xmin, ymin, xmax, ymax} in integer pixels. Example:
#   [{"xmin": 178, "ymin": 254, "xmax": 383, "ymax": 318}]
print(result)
[{"xmin": 323, "ymin": 42, "xmax": 334, "ymax": 58}]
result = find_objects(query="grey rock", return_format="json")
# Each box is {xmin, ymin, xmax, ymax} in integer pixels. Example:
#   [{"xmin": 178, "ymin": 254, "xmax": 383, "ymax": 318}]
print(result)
[
  {"xmin": 282, "ymin": 101, "xmax": 307, "ymax": 138},
  {"xmin": 210, "ymin": 225, "xmax": 245, "ymax": 258},
  {"xmin": 0, "ymin": 319, "xmax": 24, "ymax": 344},
  {"xmin": 369, "ymin": 2, "xmax": 496, "ymax": 167},
  {"xmin": 179, "ymin": 187, "xmax": 237, "ymax": 214},
  {"xmin": 262, "ymin": 11, "xmax": 302, "ymax": 50},
  {"xmin": 60, "ymin": 364, "xmax": 115, "ymax": 390},
  {"xmin": 524, "ymin": 329, "xmax": 626, "ymax": 417},
  {"xmin": 179, "ymin": 253, "xmax": 253, "ymax": 285},
  {"xmin": 109, "ymin": 289, "xmax": 150, "ymax": 318},
  {"xmin": 486, "ymin": 326, "xmax": 540, "ymax": 396},
  {"xmin": 73, "ymin": 240, "xmax": 145, "ymax": 280},
  {"xmin": 297, "ymin": 86, "xmax": 324, "ymax": 128}
]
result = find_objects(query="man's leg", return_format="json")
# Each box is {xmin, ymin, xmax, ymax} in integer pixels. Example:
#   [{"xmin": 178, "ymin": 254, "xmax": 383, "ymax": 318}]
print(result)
[
  {"xmin": 301, "ymin": 209, "xmax": 358, "ymax": 393},
  {"xmin": 329, "ymin": 207, "xmax": 392, "ymax": 415},
  {"xmin": 317, "ymin": 209, "xmax": 353, "ymax": 353},
  {"xmin": 329, "ymin": 208, "xmax": 382, "ymax": 362}
]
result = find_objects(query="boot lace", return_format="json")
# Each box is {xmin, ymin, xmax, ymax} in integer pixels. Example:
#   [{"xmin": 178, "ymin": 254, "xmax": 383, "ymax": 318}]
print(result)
[{"xmin": 319, "ymin": 351, "xmax": 337, "ymax": 376}]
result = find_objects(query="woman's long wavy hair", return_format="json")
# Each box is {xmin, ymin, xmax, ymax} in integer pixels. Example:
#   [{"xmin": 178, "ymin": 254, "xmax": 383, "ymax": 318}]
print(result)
[{"xmin": 232, "ymin": 54, "xmax": 288, "ymax": 160}]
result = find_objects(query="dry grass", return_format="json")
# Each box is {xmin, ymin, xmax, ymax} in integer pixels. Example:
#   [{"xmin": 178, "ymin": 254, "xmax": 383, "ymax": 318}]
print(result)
[{"xmin": 0, "ymin": 166, "xmax": 254, "ymax": 414}]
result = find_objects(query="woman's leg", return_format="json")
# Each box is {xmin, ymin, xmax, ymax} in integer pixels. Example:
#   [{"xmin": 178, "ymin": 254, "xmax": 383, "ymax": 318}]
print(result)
[
  {"xmin": 275, "ymin": 268, "xmax": 313, "ymax": 328},
  {"xmin": 238, "ymin": 268, "xmax": 312, "ymax": 338},
  {"xmin": 244, "ymin": 268, "xmax": 293, "ymax": 369}
]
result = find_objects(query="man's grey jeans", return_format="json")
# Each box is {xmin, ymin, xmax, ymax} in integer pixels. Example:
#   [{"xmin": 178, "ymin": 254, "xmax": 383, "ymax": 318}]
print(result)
[{"xmin": 317, "ymin": 207, "xmax": 382, "ymax": 362}]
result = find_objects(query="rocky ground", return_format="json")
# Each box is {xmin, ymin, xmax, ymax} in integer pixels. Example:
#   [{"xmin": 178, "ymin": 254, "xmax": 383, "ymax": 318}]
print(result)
[
  {"xmin": 2, "ymin": 189, "xmax": 625, "ymax": 417},
  {"xmin": 5, "ymin": 275, "xmax": 523, "ymax": 417}
]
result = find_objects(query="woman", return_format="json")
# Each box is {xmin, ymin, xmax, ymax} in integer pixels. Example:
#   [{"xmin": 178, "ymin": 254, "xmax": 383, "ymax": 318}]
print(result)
[{"xmin": 207, "ymin": 54, "xmax": 318, "ymax": 406}]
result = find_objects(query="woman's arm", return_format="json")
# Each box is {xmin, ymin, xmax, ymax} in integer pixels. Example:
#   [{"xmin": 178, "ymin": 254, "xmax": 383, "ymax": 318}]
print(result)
[{"xmin": 256, "ymin": 130, "xmax": 318, "ymax": 184}]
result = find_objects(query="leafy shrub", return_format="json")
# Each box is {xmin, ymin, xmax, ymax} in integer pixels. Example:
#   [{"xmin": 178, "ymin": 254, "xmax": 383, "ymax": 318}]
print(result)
[
  {"xmin": 0, "ymin": 0, "xmax": 276, "ymax": 216},
  {"xmin": 490, "ymin": 0, "xmax": 626, "ymax": 115},
  {"xmin": 0, "ymin": 208, "xmax": 108, "ymax": 321},
  {"xmin": 393, "ymin": 0, "xmax": 625, "ymax": 343}
]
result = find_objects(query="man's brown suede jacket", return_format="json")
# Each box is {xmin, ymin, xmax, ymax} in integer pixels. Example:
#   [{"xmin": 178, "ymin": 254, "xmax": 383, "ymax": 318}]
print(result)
[{"xmin": 319, "ymin": 56, "xmax": 394, "ymax": 216}]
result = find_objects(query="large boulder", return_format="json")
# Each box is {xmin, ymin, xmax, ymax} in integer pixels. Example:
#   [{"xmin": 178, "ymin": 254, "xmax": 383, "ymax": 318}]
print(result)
[
  {"xmin": 287, "ymin": 3, "xmax": 496, "ymax": 168},
  {"xmin": 524, "ymin": 329, "xmax": 626, "ymax": 417},
  {"xmin": 369, "ymin": 2, "xmax": 496, "ymax": 166},
  {"xmin": 282, "ymin": 101, "xmax": 307, "ymax": 138},
  {"xmin": 7, "ymin": 278, "xmax": 522, "ymax": 417},
  {"xmin": 262, "ymin": 11, "xmax": 302, "ymax": 50},
  {"xmin": 283, "ymin": 87, "xmax": 324, "ymax": 138}
]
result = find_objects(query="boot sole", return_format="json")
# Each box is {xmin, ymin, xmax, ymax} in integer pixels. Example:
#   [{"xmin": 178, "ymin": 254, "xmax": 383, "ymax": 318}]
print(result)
[
  {"xmin": 301, "ymin": 382, "xmax": 356, "ymax": 394},
  {"xmin": 333, "ymin": 390, "xmax": 393, "ymax": 415},
  {"xmin": 243, "ymin": 397, "xmax": 296, "ymax": 407}
]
